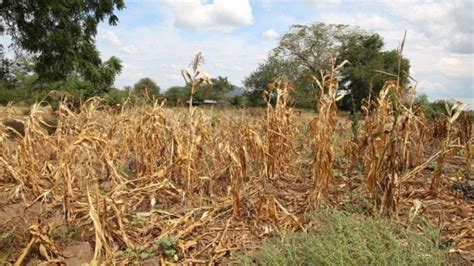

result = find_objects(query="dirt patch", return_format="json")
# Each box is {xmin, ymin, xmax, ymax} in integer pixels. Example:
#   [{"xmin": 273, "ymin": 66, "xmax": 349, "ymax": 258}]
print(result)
[{"xmin": 63, "ymin": 241, "xmax": 94, "ymax": 265}]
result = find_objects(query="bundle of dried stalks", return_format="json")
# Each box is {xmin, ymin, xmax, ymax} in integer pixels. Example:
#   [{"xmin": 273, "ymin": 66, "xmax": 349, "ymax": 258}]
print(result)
[
  {"xmin": 261, "ymin": 76, "xmax": 296, "ymax": 180},
  {"xmin": 309, "ymin": 59, "xmax": 348, "ymax": 202}
]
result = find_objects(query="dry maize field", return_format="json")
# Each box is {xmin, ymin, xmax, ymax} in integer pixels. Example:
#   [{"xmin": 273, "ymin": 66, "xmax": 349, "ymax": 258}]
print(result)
[{"xmin": 0, "ymin": 68, "xmax": 473, "ymax": 264}]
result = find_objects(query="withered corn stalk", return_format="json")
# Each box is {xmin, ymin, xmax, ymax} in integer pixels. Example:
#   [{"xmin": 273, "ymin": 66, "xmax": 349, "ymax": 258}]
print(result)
[
  {"xmin": 309, "ymin": 59, "xmax": 348, "ymax": 202},
  {"xmin": 181, "ymin": 52, "xmax": 211, "ymax": 196},
  {"xmin": 430, "ymin": 101, "xmax": 467, "ymax": 194},
  {"xmin": 261, "ymin": 76, "xmax": 296, "ymax": 180}
]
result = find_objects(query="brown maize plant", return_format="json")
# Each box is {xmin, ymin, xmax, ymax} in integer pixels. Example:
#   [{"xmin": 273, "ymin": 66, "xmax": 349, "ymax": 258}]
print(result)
[
  {"xmin": 261, "ymin": 76, "xmax": 296, "ymax": 180},
  {"xmin": 430, "ymin": 101, "xmax": 467, "ymax": 194},
  {"xmin": 181, "ymin": 52, "xmax": 212, "ymax": 196},
  {"xmin": 309, "ymin": 59, "xmax": 348, "ymax": 202}
]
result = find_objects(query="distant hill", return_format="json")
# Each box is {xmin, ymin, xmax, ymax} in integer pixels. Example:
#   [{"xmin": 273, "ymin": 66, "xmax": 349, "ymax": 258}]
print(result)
[{"xmin": 227, "ymin": 86, "xmax": 244, "ymax": 97}]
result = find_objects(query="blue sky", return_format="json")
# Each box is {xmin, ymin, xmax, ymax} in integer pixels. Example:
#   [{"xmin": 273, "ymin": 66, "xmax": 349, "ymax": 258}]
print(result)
[{"xmin": 95, "ymin": 0, "xmax": 473, "ymax": 106}]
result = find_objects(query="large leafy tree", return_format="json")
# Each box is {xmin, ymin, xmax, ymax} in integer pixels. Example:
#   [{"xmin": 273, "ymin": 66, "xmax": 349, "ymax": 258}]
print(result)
[
  {"xmin": 1, "ymin": 0, "xmax": 124, "ymax": 93},
  {"xmin": 244, "ymin": 22, "xmax": 410, "ymax": 110},
  {"xmin": 244, "ymin": 57, "xmax": 313, "ymax": 108},
  {"xmin": 337, "ymin": 34, "xmax": 410, "ymax": 110},
  {"xmin": 273, "ymin": 23, "xmax": 353, "ymax": 74},
  {"xmin": 164, "ymin": 86, "xmax": 189, "ymax": 106},
  {"xmin": 198, "ymin": 76, "xmax": 234, "ymax": 101},
  {"xmin": 133, "ymin": 77, "xmax": 161, "ymax": 98}
]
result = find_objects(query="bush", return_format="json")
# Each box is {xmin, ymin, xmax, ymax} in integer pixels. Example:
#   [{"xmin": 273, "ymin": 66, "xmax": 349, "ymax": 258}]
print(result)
[
  {"xmin": 230, "ymin": 95, "xmax": 249, "ymax": 108},
  {"xmin": 243, "ymin": 209, "xmax": 447, "ymax": 266},
  {"xmin": 103, "ymin": 88, "xmax": 129, "ymax": 106}
]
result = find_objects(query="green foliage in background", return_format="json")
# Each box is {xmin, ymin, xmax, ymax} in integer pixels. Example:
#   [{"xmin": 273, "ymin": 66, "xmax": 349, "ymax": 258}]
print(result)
[
  {"xmin": 243, "ymin": 22, "xmax": 410, "ymax": 110},
  {"xmin": 0, "ymin": 0, "xmax": 124, "ymax": 103},
  {"xmin": 133, "ymin": 77, "xmax": 161, "ymax": 99},
  {"xmin": 337, "ymin": 34, "xmax": 410, "ymax": 110},
  {"xmin": 163, "ymin": 76, "xmax": 235, "ymax": 106},
  {"xmin": 1, "ymin": 0, "xmax": 124, "ymax": 85}
]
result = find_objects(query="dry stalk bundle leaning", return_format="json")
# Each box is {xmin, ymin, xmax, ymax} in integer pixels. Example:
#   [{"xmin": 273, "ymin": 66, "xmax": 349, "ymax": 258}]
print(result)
[
  {"xmin": 226, "ymin": 145, "xmax": 247, "ymax": 218},
  {"xmin": 309, "ymin": 59, "xmax": 348, "ymax": 202},
  {"xmin": 120, "ymin": 104, "xmax": 171, "ymax": 178},
  {"xmin": 430, "ymin": 101, "xmax": 468, "ymax": 194},
  {"xmin": 394, "ymin": 85, "xmax": 430, "ymax": 172},
  {"xmin": 359, "ymin": 81, "xmax": 406, "ymax": 215},
  {"xmin": 1, "ymin": 103, "xmax": 59, "ymax": 198},
  {"xmin": 358, "ymin": 78, "xmax": 436, "ymax": 215},
  {"xmin": 357, "ymin": 32, "xmax": 436, "ymax": 215},
  {"xmin": 458, "ymin": 111, "xmax": 472, "ymax": 178},
  {"xmin": 261, "ymin": 76, "xmax": 296, "ymax": 180},
  {"xmin": 410, "ymin": 107, "xmax": 429, "ymax": 167},
  {"xmin": 358, "ymin": 81, "xmax": 464, "ymax": 215}
]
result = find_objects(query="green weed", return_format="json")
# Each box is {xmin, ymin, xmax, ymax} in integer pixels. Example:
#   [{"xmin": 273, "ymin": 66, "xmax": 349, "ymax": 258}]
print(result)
[{"xmin": 243, "ymin": 209, "xmax": 448, "ymax": 266}]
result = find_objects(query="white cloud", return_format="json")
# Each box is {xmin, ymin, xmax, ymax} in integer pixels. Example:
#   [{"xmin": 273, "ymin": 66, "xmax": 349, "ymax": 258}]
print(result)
[
  {"xmin": 99, "ymin": 31, "xmax": 140, "ymax": 55},
  {"xmin": 262, "ymin": 29, "xmax": 279, "ymax": 40},
  {"xmin": 308, "ymin": 0, "xmax": 341, "ymax": 9},
  {"xmin": 167, "ymin": 74, "xmax": 182, "ymax": 81},
  {"xmin": 96, "ymin": 23, "xmax": 273, "ymax": 90},
  {"xmin": 163, "ymin": 0, "xmax": 253, "ymax": 32},
  {"xmin": 436, "ymin": 56, "xmax": 474, "ymax": 77},
  {"xmin": 99, "ymin": 30, "xmax": 122, "ymax": 46},
  {"xmin": 263, "ymin": 0, "xmax": 341, "ymax": 9},
  {"xmin": 119, "ymin": 45, "xmax": 139, "ymax": 55},
  {"xmin": 262, "ymin": 0, "xmax": 273, "ymax": 11},
  {"xmin": 448, "ymin": 34, "xmax": 474, "ymax": 54},
  {"xmin": 418, "ymin": 79, "xmax": 474, "ymax": 108},
  {"xmin": 322, "ymin": 14, "xmax": 395, "ymax": 31},
  {"xmin": 381, "ymin": 0, "xmax": 473, "ymax": 54}
]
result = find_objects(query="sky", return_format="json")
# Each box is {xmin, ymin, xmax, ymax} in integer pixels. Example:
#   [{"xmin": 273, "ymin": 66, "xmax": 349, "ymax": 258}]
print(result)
[{"xmin": 73, "ymin": 1, "xmax": 474, "ymax": 106}]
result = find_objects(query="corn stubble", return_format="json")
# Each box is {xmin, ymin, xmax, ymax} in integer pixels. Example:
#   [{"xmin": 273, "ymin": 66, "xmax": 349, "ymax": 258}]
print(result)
[{"xmin": 0, "ymin": 53, "xmax": 472, "ymax": 264}]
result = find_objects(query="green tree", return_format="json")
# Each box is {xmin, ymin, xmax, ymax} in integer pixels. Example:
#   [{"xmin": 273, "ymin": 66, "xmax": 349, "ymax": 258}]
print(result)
[
  {"xmin": 210, "ymin": 76, "xmax": 234, "ymax": 101},
  {"xmin": 1, "ymin": 0, "xmax": 124, "ymax": 93},
  {"xmin": 195, "ymin": 76, "xmax": 234, "ymax": 102},
  {"xmin": 244, "ymin": 22, "xmax": 411, "ymax": 110},
  {"xmin": 337, "ymin": 34, "xmax": 410, "ymax": 110},
  {"xmin": 163, "ymin": 76, "xmax": 235, "ymax": 105},
  {"xmin": 0, "ymin": 56, "xmax": 39, "ymax": 104},
  {"xmin": 104, "ymin": 87, "xmax": 128, "ymax": 106},
  {"xmin": 244, "ymin": 57, "xmax": 311, "ymax": 107},
  {"xmin": 133, "ymin": 77, "xmax": 161, "ymax": 99},
  {"xmin": 164, "ymin": 86, "xmax": 189, "ymax": 106},
  {"xmin": 273, "ymin": 23, "xmax": 353, "ymax": 74},
  {"xmin": 230, "ymin": 95, "xmax": 249, "ymax": 108},
  {"xmin": 414, "ymin": 93, "xmax": 436, "ymax": 118}
]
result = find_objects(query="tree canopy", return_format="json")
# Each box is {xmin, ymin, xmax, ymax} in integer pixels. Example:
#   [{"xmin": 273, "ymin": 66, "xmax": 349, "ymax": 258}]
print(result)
[
  {"xmin": 164, "ymin": 76, "xmax": 235, "ymax": 105},
  {"xmin": 244, "ymin": 22, "xmax": 411, "ymax": 110},
  {"xmin": 1, "ymin": 0, "xmax": 124, "ymax": 93},
  {"xmin": 133, "ymin": 77, "xmax": 161, "ymax": 98},
  {"xmin": 337, "ymin": 33, "xmax": 410, "ymax": 110},
  {"xmin": 198, "ymin": 76, "xmax": 234, "ymax": 101},
  {"xmin": 244, "ymin": 57, "xmax": 313, "ymax": 108}
]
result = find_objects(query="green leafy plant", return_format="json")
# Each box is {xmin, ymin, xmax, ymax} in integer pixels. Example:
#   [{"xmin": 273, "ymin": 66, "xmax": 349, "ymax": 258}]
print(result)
[
  {"xmin": 131, "ymin": 216, "xmax": 145, "ymax": 226},
  {"xmin": 117, "ymin": 248, "xmax": 136, "ymax": 258},
  {"xmin": 156, "ymin": 236, "xmax": 179, "ymax": 258}
]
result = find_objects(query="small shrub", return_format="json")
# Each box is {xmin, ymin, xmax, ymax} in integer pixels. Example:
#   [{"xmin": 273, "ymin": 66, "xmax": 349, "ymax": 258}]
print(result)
[
  {"xmin": 156, "ymin": 236, "xmax": 179, "ymax": 258},
  {"xmin": 243, "ymin": 209, "xmax": 448, "ymax": 266}
]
